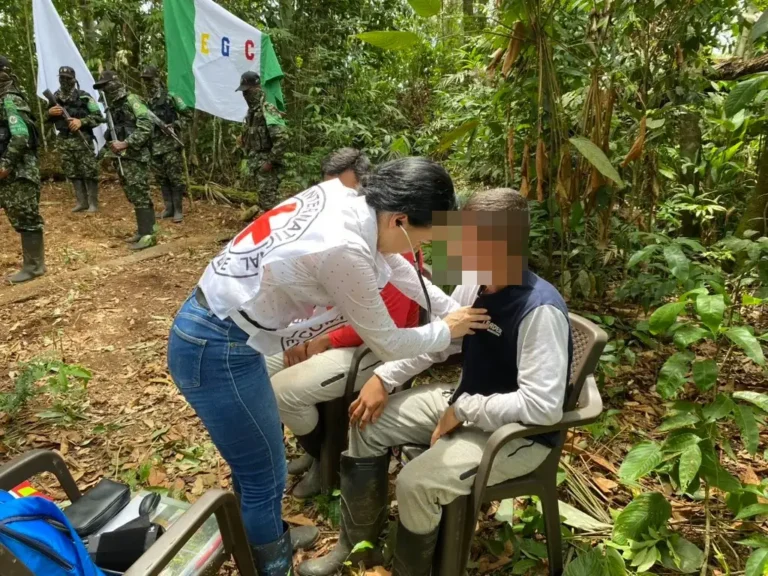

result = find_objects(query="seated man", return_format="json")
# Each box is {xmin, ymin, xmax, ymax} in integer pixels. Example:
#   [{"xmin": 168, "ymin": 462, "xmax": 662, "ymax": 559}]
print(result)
[
  {"xmin": 266, "ymin": 147, "xmax": 422, "ymax": 498},
  {"xmin": 298, "ymin": 188, "xmax": 573, "ymax": 576}
]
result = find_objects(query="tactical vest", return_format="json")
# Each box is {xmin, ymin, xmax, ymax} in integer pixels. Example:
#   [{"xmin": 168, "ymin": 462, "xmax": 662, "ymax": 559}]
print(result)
[
  {"xmin": 0, "ymin": 91, "xmax": 39, "ymax": 154},
  {"xmin": 149, "ymin": 92, "xmax": 177, "ymax": 125},
  {"xmin": 244, "ymin": 105, "xmax": 273, "ymax": 153},
  {"xmin": 54, "ymin": 90, "xmax": 94, "ymax": 138},
  {"xmin": 111, "ymin": 96, "xmax": 137, "ymax": 141}
]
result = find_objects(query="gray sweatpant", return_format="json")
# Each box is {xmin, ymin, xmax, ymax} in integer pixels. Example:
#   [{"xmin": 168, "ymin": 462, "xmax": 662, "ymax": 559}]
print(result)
[{"xmin": 350, "ymin": 383, "xmax": 551, "ymax": 534}]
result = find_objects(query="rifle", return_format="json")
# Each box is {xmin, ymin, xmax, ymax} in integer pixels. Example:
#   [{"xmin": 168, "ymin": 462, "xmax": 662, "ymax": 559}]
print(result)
[
  {"xmin": 98, "ymin": 90, "xmax": 124, "ymax": 176},
  {"xmin": 145, "ymin": 108, "xmax": 185, "ymax": 148},
  {"xmin": 42, "ymin": 89, "xmax": 90, "ymax": 147}
]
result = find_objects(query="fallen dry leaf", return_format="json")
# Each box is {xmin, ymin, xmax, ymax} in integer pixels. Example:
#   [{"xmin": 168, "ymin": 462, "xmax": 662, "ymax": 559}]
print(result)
[
  {"xmin": 148, "ymin": 467, "xmax": 167, "ymax": 487},
  {"xmin": 594, "ymin": 477, "xmax": 618, "ymax": 493},
  {"xmin": 586, "ymin": 453, "xmax": 618, "ymax": 475},
  {"xmin": 285, "ymin": 514, "xmax": 317, "ymax": 527},
  {"xmin": 191, "ymin": 475, "xmax": 205, "ymax": 496},
  {"xmin": 365, "ymin": 568, "xmax": 391, "ymax": 576}
]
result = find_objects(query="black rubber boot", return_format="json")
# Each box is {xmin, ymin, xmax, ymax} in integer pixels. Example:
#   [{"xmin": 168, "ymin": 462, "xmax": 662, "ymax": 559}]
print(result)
[
  {"xmin": 71, "ymin": 179, "xmax": 88, "ymax": 212},
  {"xmin": 159, "ymin": 185, "xmax": 174, "ymax": 219},
  {"xmin": 287, "ymin": 453, "xmax": 314, "ymax": 476},
  {"xmin": 172, "ymin": 186, "xmax": 184, "ymax": 223},
  {"xmin": 128, "ymin": 208, "xmax": 156, "ymax": 251},
  {"xmin": 297, "ymin": 452, "xmax": 389, "ymax": 576},
  {"xmin": 294, "ymin": 424, "xmax": 323, "ymax": 461},
  {"xmin": 86, "ymin": 179, "xmax": 99, "ymax": 213},
  {"xmin": 391, "ymin": 521, "xmax": 439, "ymax": 576},
  {"xmin": 233, "ymin": 493, "xmax": 318, "ymax": 553},
  {"xmin": 8, "ymin": 230, "xmax": 46, "ymax": 284},
  {"xmin": 292, "ymin": 458, "xmax": 321, "ymax": 499},
  {"xmin": 251, "ymin": 526, "xmax": 293, "ymax": 576}
]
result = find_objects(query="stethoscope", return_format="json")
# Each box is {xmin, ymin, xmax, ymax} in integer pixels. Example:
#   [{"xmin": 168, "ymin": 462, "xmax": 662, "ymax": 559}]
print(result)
[{"xmin": 397, "ymin": 221, "xmax": 433, "ymax": 320}]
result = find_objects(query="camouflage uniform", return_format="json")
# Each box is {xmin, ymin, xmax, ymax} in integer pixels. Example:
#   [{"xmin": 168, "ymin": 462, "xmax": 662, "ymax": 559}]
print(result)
[
  {"xmin": 142, "ymin": 67, "xmax": 191, "ymax": 223},
  {"xmin": 47, "ymin": 67, "xmax": 105, "ymax": 212},
  {"xmin": 237, "ymin": 72, "xmax": 286, "ymax": 211},
  {"xmin": 0, "ymin": 55, "xmax": 45, "ymax": 283},
  {"xmin": 94, "ymin": 70, "xmax": 155, "ymax": 250}
]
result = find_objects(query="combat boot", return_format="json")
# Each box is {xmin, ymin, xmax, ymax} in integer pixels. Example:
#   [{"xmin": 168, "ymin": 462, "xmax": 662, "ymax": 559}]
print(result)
[
  {"xmin": 86, "ymin": 179, "xmax": 99, "ymax": 212},
  {"xmin": 71, "ymin": 179, "xmax": 88, "ymax": 212},
  {"xmin": 158, "ymin": 185, "xmax": 174, "ymax": 219},
  {"xmin": 297, "ymin": 452, "xmax": 389, "ymax": 576},
  {"xmin": 172, "ymin": 185, "xmax": 184, "ymax": 223},
  {"xmin": 9, "ymin": 230, "xmax": 46, "ymax": 284},
  {"xmin": 129, "ymin": 207, "xmax": 156, "ymax": 251},
  {"xmin": 391, "ymin": 521, "xmax": 439, "ymax": 576}
]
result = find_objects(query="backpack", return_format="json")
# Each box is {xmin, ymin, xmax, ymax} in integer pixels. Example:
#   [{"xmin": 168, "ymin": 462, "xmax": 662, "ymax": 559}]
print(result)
[{"xmin": 0, "ymin": 490, "xmax": 104, "ymax": 576}]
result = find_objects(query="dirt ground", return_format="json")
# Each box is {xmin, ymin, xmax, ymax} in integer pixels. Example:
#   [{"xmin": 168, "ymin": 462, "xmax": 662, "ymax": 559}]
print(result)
[{"xmin": 0, "ymin": 180, "xmax": 765, "ymax": 575}]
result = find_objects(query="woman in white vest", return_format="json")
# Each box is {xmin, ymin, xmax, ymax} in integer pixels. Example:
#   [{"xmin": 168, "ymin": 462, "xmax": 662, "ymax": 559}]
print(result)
[{"xmin": 166, "ymin": 157, "xmax": 490, "ymax": 575}]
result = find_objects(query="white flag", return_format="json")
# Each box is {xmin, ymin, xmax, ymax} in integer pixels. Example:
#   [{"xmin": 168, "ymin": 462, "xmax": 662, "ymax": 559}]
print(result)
[{"xmin": 33, "ymin": 0, "xmax": 106, "ymax": 152}]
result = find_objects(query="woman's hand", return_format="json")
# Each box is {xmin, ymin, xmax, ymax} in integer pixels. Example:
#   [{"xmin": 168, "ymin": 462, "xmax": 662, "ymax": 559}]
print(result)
[
  {"xmin": 431, "ymin": 406, "xmax": 462, "ymax": 446},
  {"xmin": 283, "ymin": 342, "xmax": 309, "ymax": 367},
  {"xmin": 349, "ymin": 375, "xmax": 389, "ymax": 430},
  {"xmin": 443, "ymin": 307, "xmax": 491, "ymax": 339},
  {"xmin": 306, "ymin": 335, "xmax": 332, "ymax": 359}
]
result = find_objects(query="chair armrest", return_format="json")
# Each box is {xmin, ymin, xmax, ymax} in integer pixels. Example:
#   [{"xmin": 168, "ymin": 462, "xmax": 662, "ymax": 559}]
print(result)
[
  {"xmin": 470, "ymin": 376, "xmax": 602, "ymax": 514},
  {"xmin": 344, "ymin": 345, "xmax": 373, "ymax": 403},
  {"xmin": 0, "ymin": 449, "xmax": 82, "ymax": 502},
  {"xmin": 125, "ymin": 490, "xmax": 256, "ymax": 576}
]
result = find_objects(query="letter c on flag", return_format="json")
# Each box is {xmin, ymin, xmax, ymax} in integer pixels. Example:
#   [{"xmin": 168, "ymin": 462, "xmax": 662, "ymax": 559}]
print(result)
[
  {"xmin": 245, "ymin": 39, "xmax": 255, "ymax": 61},
  {"xmin": 222, "ymin": 37, "xmax": 230, "ymax": 57},
  {"xmin": 201, "ymin": 33, "xmax": 210, "ymax": 54}
]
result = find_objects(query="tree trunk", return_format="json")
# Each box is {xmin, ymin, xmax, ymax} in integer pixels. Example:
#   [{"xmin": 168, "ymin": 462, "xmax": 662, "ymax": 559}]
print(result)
[
  {"xmin": 463, "ymin": 0, "xmax": 475, "ymax": 33},
  {"xmin": 79, "ymin": 0, "xmax": 95, "ymax": 53},
  {"xmin": 736, "ymin": 133, "xmax": 768, "ymax": 237},
  {"xmin": 712, "ymin": 53, "xmax": 768, "ymax": 80},
  {"xmin": 679, "ymin": 111, "xmax": 702, "ymax": 238}
]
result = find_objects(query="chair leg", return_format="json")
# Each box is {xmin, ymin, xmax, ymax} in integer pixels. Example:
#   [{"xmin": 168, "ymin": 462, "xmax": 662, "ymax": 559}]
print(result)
[
  {"xmin": 540, "ymin": 484, "xmax": 563, "ymax": 576},
  {"xmin": 432, "ymin": 496, "xmax": 473, "ymax": 576},
  {"xmin": 319, "ymin": 399, "xmax": 347, "ymax": 495}
]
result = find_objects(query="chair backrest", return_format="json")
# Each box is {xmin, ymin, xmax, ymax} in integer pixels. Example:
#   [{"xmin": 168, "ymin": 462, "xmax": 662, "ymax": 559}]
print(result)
[{"xmin": 564, "ymin": 313, "xmax": 608, "ymax": 413}]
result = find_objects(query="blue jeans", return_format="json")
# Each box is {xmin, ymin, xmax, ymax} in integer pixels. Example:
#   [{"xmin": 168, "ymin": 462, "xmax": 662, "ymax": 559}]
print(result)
[{"xmin": 167, "ymin": 293, "xmax": 287, "ymax": 546}]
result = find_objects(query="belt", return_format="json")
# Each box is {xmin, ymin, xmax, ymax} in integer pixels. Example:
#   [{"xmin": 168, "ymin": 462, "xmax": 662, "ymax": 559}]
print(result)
[{"xmin": 195, "ymin": 287, "xmax": 210, "ymax": 310}]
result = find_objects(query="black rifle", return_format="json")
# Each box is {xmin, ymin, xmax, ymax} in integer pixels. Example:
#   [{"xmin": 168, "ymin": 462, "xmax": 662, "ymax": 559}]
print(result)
[
  {"xmin": 145, "ymin": 108, "xmax": 184, "ymax": 148},
  {"xmin": 42, "ymin": 89, "xmax": 90, "ymax": 147},
  {"xmin": 98, "ymin": 90, "xmax": 124, "ymax": 176}
]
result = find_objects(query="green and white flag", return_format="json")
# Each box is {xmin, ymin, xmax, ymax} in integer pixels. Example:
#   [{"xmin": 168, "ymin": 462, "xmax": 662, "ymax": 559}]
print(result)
[{"xmin": 164, "ymin": 0, "xmax": 285, "ymax": 124}]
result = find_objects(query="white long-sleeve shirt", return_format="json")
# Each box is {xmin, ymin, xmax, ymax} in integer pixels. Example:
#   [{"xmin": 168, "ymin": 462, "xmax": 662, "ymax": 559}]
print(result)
[
  {"xmin": 373, "ymin": 285, "xmax": 571, "ymax": 431},
  {"xmin": 197, "ymin": 180, "xmax": 459, "ymax": 358}
]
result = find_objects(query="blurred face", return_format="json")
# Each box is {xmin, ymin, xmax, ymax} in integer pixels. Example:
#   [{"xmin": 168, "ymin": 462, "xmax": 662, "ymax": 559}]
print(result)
[
  {"xmin": 59, "ymin": 75, "xmax": 76, "ymax": 93},
  {"xmin": 242, "ymin": 85, "xmax": 261, "ymax": 107},
  {"xmin": 324, "ymin": 169, "xmax": 359, "ymax": 190},
  {"xmin": 431, "ymin": 210, "xmax": 528, "ymax": 286}
]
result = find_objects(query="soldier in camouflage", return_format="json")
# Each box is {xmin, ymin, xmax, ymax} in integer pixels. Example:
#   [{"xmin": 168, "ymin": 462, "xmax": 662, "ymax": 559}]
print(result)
[
  {"xmin": 47, "ymin": 66, "xmax": 105, "ymax": 213},
  {"xmin": 141, "ymin": 66, "xmax": 191, "ymax": 224},
  {"xmin": 0, "ymin": 56, "xmax": 46, "ymax": 284},
  {"xmin": 93, "ymin": 70, "xmax": 156, "ymax": 251},
  {"xmin": 236, "ymin": 71, "xmax": 286, "ymax": 211}
]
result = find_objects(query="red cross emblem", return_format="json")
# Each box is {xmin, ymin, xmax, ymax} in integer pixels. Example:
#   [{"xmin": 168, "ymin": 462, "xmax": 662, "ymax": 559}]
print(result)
[{"xmin": 233, "ymin": 202, "xmax": 298, "ymax": 247}]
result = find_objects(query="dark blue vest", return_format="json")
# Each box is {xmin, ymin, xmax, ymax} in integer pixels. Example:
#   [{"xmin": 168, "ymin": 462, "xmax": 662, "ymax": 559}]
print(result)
[{"xmin": 451, "ymin": 272, "xmax": 573, "ymax": 445}]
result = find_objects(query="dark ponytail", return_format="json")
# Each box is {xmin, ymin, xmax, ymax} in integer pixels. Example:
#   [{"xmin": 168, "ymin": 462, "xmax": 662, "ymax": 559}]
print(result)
[{"xmin": 362, "ymin": 157, "xmax": 456, "ymax": 227}]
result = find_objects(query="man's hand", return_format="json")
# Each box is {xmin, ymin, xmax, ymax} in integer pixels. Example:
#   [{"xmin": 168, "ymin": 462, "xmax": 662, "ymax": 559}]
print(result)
[
  {"xmin": 48, "ymin": 105, "xmax": 64, "ymax": 117},
  {"xmin": 443, "ymin": 307, "xmax": 491, "ymax": 339},
  {"xmin": 349, "ymin": 375, "xmax": 389, "ymax": 430},
  {"xmin": 306, "ymin": 335, "xmax": 332, "ymax": 359},
  {"xmin": 283, "ymin": 343, "xmax": 309, "ymax": 367},
  {"xmin": 0, "ymin": 167, "xmax": 10, "ymax": 180},
  {"xmin": 110, "ymin": 141, "xmax": 128, "ymax": 154},
  {"xmin": 260, "ymin": 161, "xmax": 273, "ymax": 173},
  {"xmin": 68, "ymin": 118, "xmax": 82, "ymax": 132},
  {"xmin": 431, "ymin": 406, "xmax": 462, "ymax": 446}
]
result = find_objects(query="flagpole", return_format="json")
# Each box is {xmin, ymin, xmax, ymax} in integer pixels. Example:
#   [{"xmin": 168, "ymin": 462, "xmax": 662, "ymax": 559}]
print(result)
[{"xmin": 24, "ymin": 0, "xmax": 48, "ymax": 152}]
